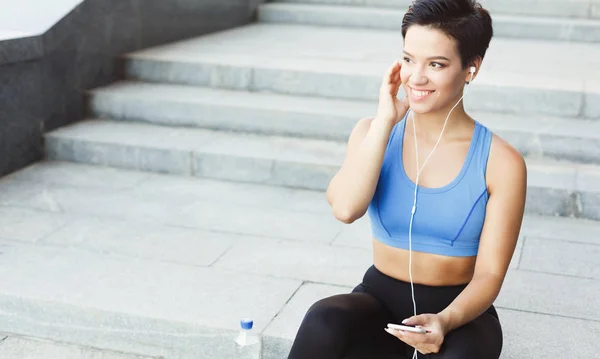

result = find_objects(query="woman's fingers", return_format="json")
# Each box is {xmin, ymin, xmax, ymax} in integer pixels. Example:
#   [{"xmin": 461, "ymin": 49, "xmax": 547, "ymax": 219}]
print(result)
[
  {"xmin": 383, "ymin": 63, "xmax": 396, "ymax": 84},
  {"xmin": 391, "ymin": 70, "xmax": 403, "ymax": 96},
  {"xmin": 384, "ymin": 328, "xmax": 434, "ymax": 354},
  {"xmin": 382, "ymin": 62, "xmax": 402, "ymax": 98},
  {"xmin": 384, "ymin": 61, "xmax": 401, "ymax": 86},
  {"xmin": 376, "ymin": 60, "xmax": 405, "ymax": 124}
]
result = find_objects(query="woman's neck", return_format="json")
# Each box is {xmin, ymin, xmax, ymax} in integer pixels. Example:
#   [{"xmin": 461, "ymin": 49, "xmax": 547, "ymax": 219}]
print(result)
[{"xmin": 409, "ymin": 104, "xmax": 472, "ymax": 144}]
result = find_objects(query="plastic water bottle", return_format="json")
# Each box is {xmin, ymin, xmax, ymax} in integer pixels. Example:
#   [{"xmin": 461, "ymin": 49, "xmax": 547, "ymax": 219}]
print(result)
[{"xmin": 235, "ymin": 318, "xmax": 259, "ymax": 347}]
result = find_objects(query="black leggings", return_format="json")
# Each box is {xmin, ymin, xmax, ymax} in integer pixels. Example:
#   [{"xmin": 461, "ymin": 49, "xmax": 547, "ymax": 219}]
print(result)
[{"xmin": 288, "ymin": 265, "xmax": 502, "ymax": 359}]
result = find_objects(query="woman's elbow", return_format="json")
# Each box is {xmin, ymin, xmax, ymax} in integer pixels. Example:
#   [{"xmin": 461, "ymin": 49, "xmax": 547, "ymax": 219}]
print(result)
[
  {"xmin": 331, "ymin": 203, "xmax": 365, "ymax": 224},
  {"xmin": 326, "ymin": 182, "xmax": 367, "ymax": 223}
]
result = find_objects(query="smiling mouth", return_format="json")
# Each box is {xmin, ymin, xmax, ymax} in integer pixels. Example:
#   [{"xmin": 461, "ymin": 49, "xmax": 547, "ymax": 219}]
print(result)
[{"xmin": 410, "ymin": 87, "xmax": 435, "ymax": 98}]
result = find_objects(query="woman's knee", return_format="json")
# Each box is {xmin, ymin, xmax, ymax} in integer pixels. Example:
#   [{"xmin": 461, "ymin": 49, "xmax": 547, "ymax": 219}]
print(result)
[
  {"xmin": 431, "ymin": 314, "xmax": 502, "ymax": 359},
  {"xmin": 289, "ymin": 294, "xmax": 384, "ymax": 358},
  {"xmin": 302, "ymin": 293, "xmax": 377, "ymax": 329}
]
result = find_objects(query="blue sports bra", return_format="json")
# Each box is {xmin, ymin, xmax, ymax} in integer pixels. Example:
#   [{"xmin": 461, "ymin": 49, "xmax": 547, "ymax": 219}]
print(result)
[{"xmin": 368, "ymin": 113, "xmax": 493, "ymax": 257}]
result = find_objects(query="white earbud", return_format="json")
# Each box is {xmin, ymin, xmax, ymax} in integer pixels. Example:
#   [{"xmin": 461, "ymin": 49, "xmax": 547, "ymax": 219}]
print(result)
[{"xmin": 466, "ymin": 66, "xmax": 476, "ymax": 84}]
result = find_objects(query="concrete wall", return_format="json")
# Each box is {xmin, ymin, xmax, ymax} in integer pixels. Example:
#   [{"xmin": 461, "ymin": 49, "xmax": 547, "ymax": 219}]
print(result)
[{"xmin": 0, "ymin": 0, "xmax": 263, "ymax": 177}]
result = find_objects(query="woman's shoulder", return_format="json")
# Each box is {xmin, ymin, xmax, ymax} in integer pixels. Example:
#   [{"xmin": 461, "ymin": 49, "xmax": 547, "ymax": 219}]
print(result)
[
  {"xmin": 348, "ymin": 117, "xmax": 375, "ymax": 142},
  {"xmin": 485, "ymin": 130, "xmax": 527, "ymax": 193}
]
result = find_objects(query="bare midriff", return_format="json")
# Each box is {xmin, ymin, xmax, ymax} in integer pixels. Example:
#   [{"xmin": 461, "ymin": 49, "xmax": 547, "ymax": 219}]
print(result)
[{"xmin": 372, "ymin": 238, "xmax": 477, "ymax": 286}]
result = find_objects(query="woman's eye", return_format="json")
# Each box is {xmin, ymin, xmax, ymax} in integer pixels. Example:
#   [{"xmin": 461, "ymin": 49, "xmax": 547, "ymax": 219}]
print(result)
[
  {"xmin": 403, "ymin": 57, "xmax": 412, "ymax": 63},
  {"xmin": 431, "ymin": 62, "xmax": 445, "ymax": 68}
]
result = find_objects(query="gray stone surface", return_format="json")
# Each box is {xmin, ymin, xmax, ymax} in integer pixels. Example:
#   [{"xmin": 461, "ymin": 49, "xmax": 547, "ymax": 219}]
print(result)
[
  {"xmin": 40, "ymin": 217, "xmax": 237, "ymax": 267},
  {"xmin": 331, "ymin": 215, "xmax": 372, "ymax": 249},
  {"xmin": 0, "ymin": 207, "xmax": 70, "ymax": 243},
  {"xmin": 214, "ymin": 237, "xmax": 372, "ymax": 286},
  {"xmin": 0, "ymin": 297, "xmax": 260, "ymax": 359},
  {"xmin": 124, "ymin": 24, "xmax": 600, "ymax": 118},
  {"xmin": 43, "ymin": 118, "xmax": 600, "ymax": 219},
  {"xmin": 520, "ymin": 214, "xmax": 600, "ymax": 245},
  {"xmin": 0, "ymin": 183, "xmax": 195, "ymax": 225},
  {"xmin": 268, "ymin": 161, "xmax": 340, "ymax": 189},
  {"xmin": 0, "ymin": 179, "xmax": 59, "ymax": 210},
  {"xmin": 0, "ymin": 60, "xmax": 45, "ymax": 177},
  {"xmin": 524, "ymin": 162, "xmax": 577, "ymax": 190},
  {"xmin": 124, "ymin": 22, "xmax": 598, "ymax": 81},
  {"xmin": 497, "ymin": 308, "xmax": 600, "ymax": 358},
  {"xmin": 89, "ymin": 82, "xmax": 600, "ymax": 163},
  {"xmin": 276, "ymin": 0, "xmax": 598, "ymax": 19},
  {"xmin": 519, "ymin": 237, "xmax": 600, "ymax": 279},
  {"xmin": 3, "ymin": 161, "xmax": 150, "ymax": 189},
  {"xmin": 0, "ymin": 241, "xmax": 301, "ymax": 333},
  {"xmin": 496, "ymin": 269, "xmax": 600, "ymax": 321},
  {"xmin": 581, "ymin": 191, "xmax": 600, "ymax": 221},
  {"xmin": 168, "ymin": 201, "xmax": 343, "ymax": 244},
  {"xmin": 259, "ymin": 3, "xmax": 600, "ymax": 42},
  {"xmin": 585, "ymin": 86, "xmax": 600, "ymax": 118},
  {"xmin": 0, "ymin": 163, "xmax": 598, "ymax": 358},
  {"xmin": 282, "ymin": 187, "xmax": 332, "ymax": 214},
  {"xmin": 0, "ymin": 179, "xmax": 342, "ymax": 245},
  {"xmin": 136, "ymin": 0, "xmax": 251, "ymax": 49},
  {"xmin": 0, "ymin": 335, "xmax": 157, "ymax": 359},
  {"xmin": 0, "ymin": 0, "xmax": 263, "ymax": 178},
  {"xmin": 88, "ymin": 81, "xmax": 365, "ymax": 141},
  {"xmin": 45, "ymin": 119, "xmax": 346, "ymax": 190},
  {"xmin": 0, "ymin": 35, "xmax": 44, "ymax": 64},
  {"xmin": 133, "ymin": 173, "xmax": 294, "ymax": 210},
  {"xmin": 594, "ymin": 1, "xmax": 600, "ymax": 19},
  {"xmin": 523, "ymin": 186, "xmax": 575, "ymax": 218},
  {"xmin": 195, "ymin": 152, "xmax": 273, "ymax": 184}
]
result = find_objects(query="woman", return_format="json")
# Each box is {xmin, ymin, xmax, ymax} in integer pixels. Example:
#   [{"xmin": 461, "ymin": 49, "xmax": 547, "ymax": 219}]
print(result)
[{"xmin": 287, "ymin": 0, "xmax": 526, "ymax": 358}]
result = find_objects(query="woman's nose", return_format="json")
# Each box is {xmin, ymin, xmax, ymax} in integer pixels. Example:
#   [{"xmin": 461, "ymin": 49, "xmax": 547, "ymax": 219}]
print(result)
[{"xmin": 409, "ymin": 71, "xmax": 427, "ymax": 84}]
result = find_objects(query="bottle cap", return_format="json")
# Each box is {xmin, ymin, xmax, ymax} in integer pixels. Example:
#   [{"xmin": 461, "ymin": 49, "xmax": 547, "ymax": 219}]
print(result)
[{"xmin": 240, "ymin": 318, "xmax": 253, "ymax": 330}]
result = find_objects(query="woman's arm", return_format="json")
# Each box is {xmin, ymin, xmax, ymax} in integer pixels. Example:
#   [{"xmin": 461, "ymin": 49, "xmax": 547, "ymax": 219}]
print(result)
[
  {"xmin": 438, "ymin": 134, "xmax": 527, "ymax": 333},
  {"xmin": 326, "ymin": 117, "xmax": 396, "ymax": 223},
  {"xmin": 327, "ymin": 60, "xmax": 409, "ymax": 224}
]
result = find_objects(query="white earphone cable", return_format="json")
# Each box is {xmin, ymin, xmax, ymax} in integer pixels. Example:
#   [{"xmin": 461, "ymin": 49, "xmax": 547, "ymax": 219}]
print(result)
[{"xmin": 407, "ymin": 69, "xmax": 474, "ymax": 359}]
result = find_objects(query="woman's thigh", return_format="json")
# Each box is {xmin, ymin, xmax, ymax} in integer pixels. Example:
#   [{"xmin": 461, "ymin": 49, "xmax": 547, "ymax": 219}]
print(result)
[
  {"xmin": 288, "ymin": 292, "xmax": 408, "ymax": 359},
  {"xmin": 427, "ymin": 311, "xmax": 502, "ymax": 359}
]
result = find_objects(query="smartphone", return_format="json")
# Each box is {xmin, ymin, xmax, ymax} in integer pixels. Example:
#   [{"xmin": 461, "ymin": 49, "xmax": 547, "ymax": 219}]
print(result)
[{"xmin": 387, "ymin": 323, "xmax": 427, "ymax": 334}]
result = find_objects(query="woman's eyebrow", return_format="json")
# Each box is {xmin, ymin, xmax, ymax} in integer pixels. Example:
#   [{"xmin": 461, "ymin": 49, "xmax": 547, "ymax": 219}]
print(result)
[{"xmin": 403, "ymin": 50, "xmax": 450, "ymax": 61}]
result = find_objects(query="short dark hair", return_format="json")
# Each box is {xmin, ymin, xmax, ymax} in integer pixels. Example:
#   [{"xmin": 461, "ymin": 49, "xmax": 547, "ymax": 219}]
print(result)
[{"xmin": 401, "ymin": 0, "xmax": 493, "ymax": 70}]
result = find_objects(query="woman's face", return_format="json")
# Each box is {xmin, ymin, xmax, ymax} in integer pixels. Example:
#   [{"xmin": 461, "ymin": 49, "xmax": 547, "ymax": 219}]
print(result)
[{"xmin": 400, "ymin": 25, "xmax": 469, "ymax": 115}]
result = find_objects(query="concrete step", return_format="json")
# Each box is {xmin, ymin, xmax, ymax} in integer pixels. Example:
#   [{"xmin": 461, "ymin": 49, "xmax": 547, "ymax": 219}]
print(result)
[
  {"xmin": 0, "ymin": 162, "xmax": 599, "ymax": 358},
  {"xmin": 44, "ymin": 119, "xmax": 600, "ymax": 220},
  {"xmin": 274, "ymin": 0, "xmax": 600, "ymax": 19},
  {"xmin": 89, "ymin": 81, "xmax": 600, "ymax": 165},
  {"xmin": 122, "ymin": 24, "xmax": 600, "ymax": 119},
  {"xmin": 0, "ymin": 333, "xmax": 158, "ymax": 359},
  {"xmin": 259, "ymin": 3, "xmax": 600, "ymax": 43}
]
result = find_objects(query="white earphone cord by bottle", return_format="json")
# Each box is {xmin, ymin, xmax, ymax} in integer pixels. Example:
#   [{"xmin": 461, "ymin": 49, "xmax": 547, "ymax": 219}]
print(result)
[{"xmin": 407, "ymin": 69, "xmax": 474, "ymax": 359}]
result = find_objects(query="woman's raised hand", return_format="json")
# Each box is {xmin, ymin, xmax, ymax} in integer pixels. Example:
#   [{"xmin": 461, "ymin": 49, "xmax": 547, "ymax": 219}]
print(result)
[{"xmin": 376, "ymin": 60, "xmax": 410, "ymax": 125}]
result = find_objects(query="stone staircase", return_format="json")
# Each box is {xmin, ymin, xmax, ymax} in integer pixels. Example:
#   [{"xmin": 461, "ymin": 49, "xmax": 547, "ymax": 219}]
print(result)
[
  {"xmin": 260, "ymin": 0, "xmax": 600, "ymax": 42},
  {"xmin": 46, "ymin": 0, "xmax": 600, "ymax": 220},
  {"xmin": 1, "ymin": 1, "xmax": 599, "ymax": 358}
]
